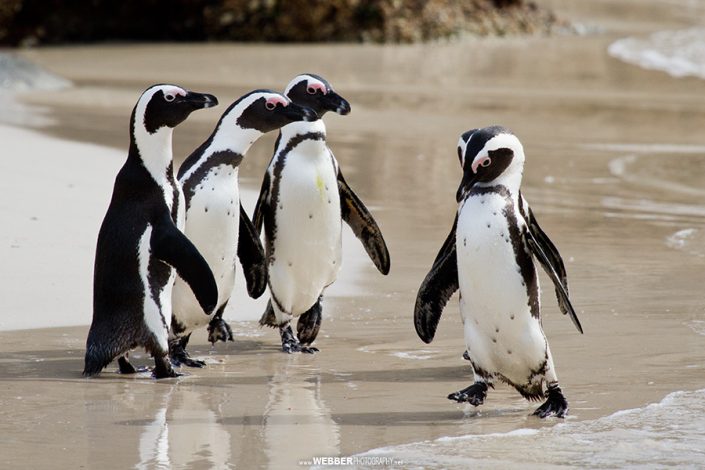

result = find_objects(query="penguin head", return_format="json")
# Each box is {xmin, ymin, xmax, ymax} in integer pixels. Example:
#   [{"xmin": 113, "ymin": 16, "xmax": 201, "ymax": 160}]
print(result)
[
  {"xmin": 134, "ymin": 84, "xmax": 218, "ymax": 135},
  {"xmin": 284, "ymin": 74, "xmax": 351, "ymax": 119},
  {"xmin": 456, "ymin": 126, "xmax": 525, "ymax": 201},
  {"xmin": 222, "ymin": 90, "xmax": 317, "ymax": 135}
]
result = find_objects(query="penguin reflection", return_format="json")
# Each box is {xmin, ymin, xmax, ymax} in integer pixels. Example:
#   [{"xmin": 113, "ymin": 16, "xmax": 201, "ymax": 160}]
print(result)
[
  {"xmin": 135, "ymin": 386, "xmax": 231, "ymax": 469},
  {"xmin": 263, "ymin": 363, "xmax": 340, "ymax": 467}
]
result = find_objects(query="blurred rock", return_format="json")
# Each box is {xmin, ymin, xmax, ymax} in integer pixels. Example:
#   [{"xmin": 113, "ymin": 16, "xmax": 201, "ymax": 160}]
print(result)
[{"xmin": 0, "ymin": 0, "xmax": 563, "ymax": 46}]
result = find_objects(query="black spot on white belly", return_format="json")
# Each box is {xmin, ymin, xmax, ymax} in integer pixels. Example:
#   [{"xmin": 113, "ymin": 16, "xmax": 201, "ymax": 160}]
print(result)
[
  {"xmin": 309, "ymin": 213, "xmax": 313, "ymax": 219},
  {"xmin": 227, "ymin": 210, "xmax": 230, "ymax": 216},
  {"xmin": 495, "ymin": 327, "xmax": 499, "ymax": 333},
  {"xmin": 487, "ymin": 223, "xmax": 491, "ymax": 228},
  {"xmin": 507, "ymin": 349, "xmax": 512, "ymax": 354},
  {"xmin": 288, "ymin": 261, "xmax": 293, "ymax": 267},
  {"xmin": 463, "ymin": 237, "xmax": 467, "ymax": 246},
  {"xmin": 492, "ymin": 338, "xmax": 497, "ymax": 343},
  {"xmin": 510, "ymin": 314, "xmax": 515, "ymax": 320},
  {"xmin": 205, "ymin": 207, "xmax": 209, "ymax": 213}
]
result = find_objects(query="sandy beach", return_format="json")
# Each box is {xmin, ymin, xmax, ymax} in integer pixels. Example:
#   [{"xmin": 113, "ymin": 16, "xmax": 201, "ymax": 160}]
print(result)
[{"xmin": 2, "ymin": 0, "xmax": 705, "ymax": 468}]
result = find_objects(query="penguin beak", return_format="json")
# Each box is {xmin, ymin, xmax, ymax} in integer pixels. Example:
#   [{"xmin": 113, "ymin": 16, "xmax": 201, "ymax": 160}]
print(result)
[
  {"xmin": 184, "ymin": 91, "xmax": 219, "ymax": 110},
  {"xmin": 456, "ymin": 170, "xmax": 481, "ymax": 203},
  {"xmin": 322, "ymin": 91, "xmax": 351, "ymax": 115},
  {"xmin": 283, "ymin": 102, "xmax": 318, "ymax": 122}
]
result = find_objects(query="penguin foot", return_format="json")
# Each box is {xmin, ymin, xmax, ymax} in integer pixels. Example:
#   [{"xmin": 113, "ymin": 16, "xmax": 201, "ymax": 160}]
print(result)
[
  {"xmin": 533, "ymin": 383, "xmax": 568, "ymax": 418},
  {"xmin": 170, "ymin": 344, "xmax": 206, "ymax": 368},
  {"xmin": 280, "ymin": 325, "xmax": 319, "ymax": 354},
  {"xmin": 152, "ymin": 356, "xmax": 182, "ymax": 379},
  {"xmin": 207, "ymin": 318, "xmax": 234, "ymax": 344},
  {"xmin": 118, "ymin": 355, "xmax": 137, "ymax": 374},
  {"xmin": 448, "ymin": 381, "xmax": 489, "ymax": 406}
]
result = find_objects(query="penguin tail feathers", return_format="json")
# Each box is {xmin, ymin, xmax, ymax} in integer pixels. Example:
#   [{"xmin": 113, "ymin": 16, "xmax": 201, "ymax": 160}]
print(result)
[
  {"xmin": 83, "ymin": 345, "xmax": 111, "ymax": 377},
  {"xmin": 259, "ymin": 299, "xmax": 279, "ymax": 329}
]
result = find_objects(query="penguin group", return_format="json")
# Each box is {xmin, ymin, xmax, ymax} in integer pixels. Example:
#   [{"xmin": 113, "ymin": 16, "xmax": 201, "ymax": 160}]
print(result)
[{"xmin": 84, "ymin": 76, "xmax": 582, "ymax": 418}]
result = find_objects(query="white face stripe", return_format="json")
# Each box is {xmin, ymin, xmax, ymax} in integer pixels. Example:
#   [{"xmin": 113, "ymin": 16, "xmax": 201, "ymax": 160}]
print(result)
[
  {"xmin": 284, "ymin": 75, "xmax": 328, "ymax": 95},
  {"xmin": 180, "ymin": 92, "xmax": 289, "ymax": 184},
  {"xmin": 133, "ymin": 85, "xmax": 187, "ymax": 209},
  {"xmin": 457, "ymin": 135, "xmax": 469, "ymax": 167}
]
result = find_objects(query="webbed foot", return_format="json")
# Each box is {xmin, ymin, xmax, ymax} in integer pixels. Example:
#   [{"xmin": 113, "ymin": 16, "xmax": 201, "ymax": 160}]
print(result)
[
  {"xmin": 118, "ymin": 355, "xmax": 136, "ymax": 374},
  {"xmin": 281, "ymin": 324, "xmax": 319, "ymax": 354},
  {"xmin": 533, "ymin": 383, "xmax": 568, "ymax": 418},
  {"xmin": 169, "ymin": 339, "xmax": 206, "ymax": 368},
  {"xmin": 448, "ymin": 381, "xmax": 489, "ymax": 406},
  {"xmin": 152, "ymin": 355, "xmax": 182, "ymax": 379},
  {"xmin": 207, "ymin": 317, "xmax": 234, "ymax": 344}
]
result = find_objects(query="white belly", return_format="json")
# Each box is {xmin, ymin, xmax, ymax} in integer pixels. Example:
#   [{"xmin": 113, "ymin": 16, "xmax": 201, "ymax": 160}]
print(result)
[
  {"xmin": 269, "ymin": 147, "xmax": 342, "ymax": 316},
  {"xmin": 172, "ymin": 166, "xmax": 240, "ymax": 333},
  {"xmin": 456, "ymin": 192, "xmax": 547, "ymax": 385}
]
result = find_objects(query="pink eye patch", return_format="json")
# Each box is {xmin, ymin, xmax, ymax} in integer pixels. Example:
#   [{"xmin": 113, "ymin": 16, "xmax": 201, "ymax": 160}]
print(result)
[
  {"xmin": 306, "ymin": 81, "xmax": 327, "ymax": 94},
  {"xmin": 266, "ymin": 96, "xmax": 289, "ymax": 108}
]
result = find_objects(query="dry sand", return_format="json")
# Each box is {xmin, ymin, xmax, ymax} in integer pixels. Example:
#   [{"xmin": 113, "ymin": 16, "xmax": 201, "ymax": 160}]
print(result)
[{"xmin": 2, "ymin": 0, "xmax": 705, "ymax": 468}]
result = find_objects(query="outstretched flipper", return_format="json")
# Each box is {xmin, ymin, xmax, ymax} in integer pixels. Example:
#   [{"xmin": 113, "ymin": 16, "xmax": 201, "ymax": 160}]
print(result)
[
  {"xmin": 151, "ymin": 216, "xmax": 218, "ymax": 315},
  {"xmin": 414, "ymin": 214, "xmax": 459, "ymax": 344},
  {"xmin": 523, "ymin": 212, "xmax": 583, "ymax": 334},
  {"xmin": 238, "ymin": 203, "xmax": 267, "ymax": 298},
  {"xmin": 338, "ymin": 170, "xmax": 390, "ymax": 275}
]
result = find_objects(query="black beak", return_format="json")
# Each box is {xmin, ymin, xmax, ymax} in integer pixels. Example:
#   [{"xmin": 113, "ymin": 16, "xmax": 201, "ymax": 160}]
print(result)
[
  {"xmin": 184, "ymin": 91, "xmax": 219, "ymax": 110},
  {"xmin": 322, "ymin": 91, "xmax": 351, "ymax": 115},
  {"xmin": 283, "ymin": 102, "xmax": 318, "ymax": 122},
  {"xmin": 456, "ymin": 170, "xmax": 480, "ymax": 203}
]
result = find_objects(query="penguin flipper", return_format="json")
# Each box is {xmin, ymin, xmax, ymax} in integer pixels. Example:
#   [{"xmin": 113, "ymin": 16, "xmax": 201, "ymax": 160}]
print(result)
[
  {"xmin": 414, "ymin": 214, "xmax": 459, "ymax": 344},
  {"xmin": 151, "ymin": 217, "xmax": 218, "ymax": 315},
  {"xmin": 237, "ymin": 203, "xmax": 268, "ymax": 298},
  {"xmin": 526, "ymin": 205, "xmax": 568, "ymax": 291},
  {"xmin": 337, "ymin": 170, "xmax": 390, "ymax": 275},
  {"xmin": 524, "ymin": 223, "xmax": 583, "ymax": 334},
  {"xmin": 252, "ymin": 171, "xmax": 270, "ymax": 235}
]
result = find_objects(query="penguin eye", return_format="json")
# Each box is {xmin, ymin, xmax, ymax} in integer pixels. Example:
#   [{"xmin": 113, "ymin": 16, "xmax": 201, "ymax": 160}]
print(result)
[
  {"xmin": 164, "ymin": 94, "xmax": 175, "ymax": 102},
  {"xmin": 265, "ymin": 101, "xmax": 276, "ymax": 111},
  {"xmin": 481, "ymin": 158, "xmax": 492, "ymax": 168},
  {"xmin": 307, "ymin": 86, "xmax": 317, "ymax": 95}
]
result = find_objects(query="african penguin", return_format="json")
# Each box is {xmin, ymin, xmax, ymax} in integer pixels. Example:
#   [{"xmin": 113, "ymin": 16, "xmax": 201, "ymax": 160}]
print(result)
[
  {"xmin": 414, "ymin": 126, "xmax": 583, "ymax": 418},
  {"xmin": 84, "ymin": 84, "xmax": 219, "ymax": 379},
  {"xmin": 170, "ymin": 90, "xmax": 316, "ymax": 367},
  {"xmin": 253, "ymin": 73, "xmax": 390, "ymax": 353}
]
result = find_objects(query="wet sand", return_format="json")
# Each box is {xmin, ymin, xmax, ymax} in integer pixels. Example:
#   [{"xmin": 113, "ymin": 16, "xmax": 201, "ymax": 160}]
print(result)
[{"xmin": 3, "ymin": 0, "xmax": 705, "ymax": 468}]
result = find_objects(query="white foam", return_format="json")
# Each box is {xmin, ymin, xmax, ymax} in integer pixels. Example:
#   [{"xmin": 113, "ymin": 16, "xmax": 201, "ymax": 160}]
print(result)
[
  {"xmin": 666, "ymin": 228, "xmax": 698, "ymax": 249},
  {"xmin": 353, "ymin": 389, "xmax": 705, "ymax": 469},
  {"xmin": 609, "ymin": 27, "xmax": 705, "ymax": 79},
  {"xmin": 390, "ymin": 350, "xmax": 436, "ymax": 360},
  {"xmin": 0, "ymin": 53, "xmax": 71, "ymax": 92}
]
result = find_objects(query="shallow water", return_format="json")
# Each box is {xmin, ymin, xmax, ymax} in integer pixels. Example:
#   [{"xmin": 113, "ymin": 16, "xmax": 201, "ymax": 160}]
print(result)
[{"xmin": 2, "ymin": 1, "xmax": 705, "ymax": 467}]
